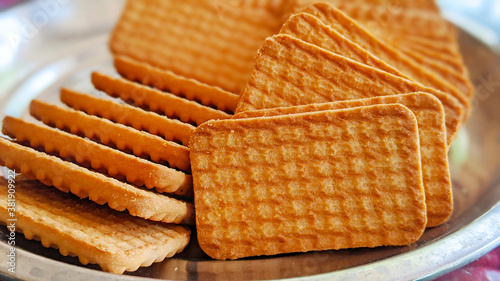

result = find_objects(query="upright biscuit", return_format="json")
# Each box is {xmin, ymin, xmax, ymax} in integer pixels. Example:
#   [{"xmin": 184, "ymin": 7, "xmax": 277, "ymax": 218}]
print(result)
[
  {"xmin": 306, "ymin": 2, "xmax": 456, "ymax": 43},
  {"xmin": 297, "ymin": 3, "xmax": 473, "ymax": 107},
  {"xmin": 280, "ymin": 13, "xmax": 409, "ymax": 80},
  {"xmin": 114, "ymin": 56, "xmax": 239, "ymax": 113},
  {"xmin": 92, "ymin": 72, "xmax": 231, "ymax": 126},
  {"xmin": 307, "ymin": 0, "xmax": 441, "ymax": 12},
  {"xmin": 61, "ymin": 88, "xmax": 194, "ymax": 146},
  {"xmin": 192, "ymin": 104, "xmax": 427, "ymax": 260},
  {"xmin": 301, "ymin": 2, "xmax": 466, "ymax": 74},
  {"xmin": 236, "ymin": 34, "xmax": 462, "ymax": 144},
  {"xmin": 0, "ymin": 178, "xmax": 190, "ymax": 274},
  {"xmin": 235, "ymin": 92, "xmax": 453, "ymax": 227},
  {"xmin": 30, "ymin": 100, "xmax": 190, "ymax": 170},
  {"xmin": 337, "ymin": 4, "xmax": 469, "ymax": 88},
  {"xmin": 0, "ymin": 137, "xmax": 194, "ymax": 224},
  {"xmin": 279, "ymin": 12, "xmax": 466, "ymax": 109},
  {"xmin": 391, "ymin": 38, "xmax": 464, "ymax": 74},
  {"xmin": 110, "ymin": 0, "xmax": 286, "ymax": 93},
  {"xmin": 2, "ymin": 117, "xmax": 192, "ymax": 195}
]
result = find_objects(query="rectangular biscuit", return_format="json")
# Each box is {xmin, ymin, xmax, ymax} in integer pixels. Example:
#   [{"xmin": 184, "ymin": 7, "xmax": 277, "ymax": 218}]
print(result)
[
  {"xmin": 392, "ymin": 38, "xmax": 465, "ymax": 74},
  {"xmin": 0, "ymin": 177, "xmax": 190, "ymax": 274},
  {"xmin": 0, "ymin": 137, "xmax": 194, "ymax": 224},
  {"xmin": 2, "ymin": 117, "xmax": 192, "ymax": 195},
  {"xmin": 236, "ymin": 34, "xmax": 463, "ymax": 145},
  {"xmin": 305, "ymin": 1, "xmax": 455, "ymax": 42},
  {"xmin": 191, "ymin": 104, "xmax": 427, "ymax": 260},
  {"xmin": 323, "ymin": 2, "xmax": 470, "ymax": 88},
  {"xmin": 113, "ymin": 56, "xmax": 239, "ymax": 113},
  {"xmin": 109, "ymin": 0, "xmax": 286, "ymax": 93},
  {"xmin": 279, "ymin": 12, "xmax": 466, "ymax": 108},
  {"xmin": 294, "ymin": 2, "xmax": 466, "ymax": 75},
  {"xmin": 61, "ymin": 87, "xmax": 195, "ymax": 146},
  {"xmin": 30, "ymin": 100, "xmax": 189, "ymax": 174},
  {"xmin": 235, "ymin": 92, "xmax": 453, "ymax": 227},
  {"xmin": 295, "ymin": 1, "xmax": 469, "ymax": 78},
  {"xmin": 307, "ymin": 0, "xmax": 441, "ymax": 12},
  {"xmin": 280, "ymin": 13, "xmax": 410, "ymax": 80},
  {"xmin": 296, "ymin": 3, "xmax": 472, "ymax": 110},
  {"xmin": 91, "ymin": 72, "xmax": 231, "ymax": 126}
]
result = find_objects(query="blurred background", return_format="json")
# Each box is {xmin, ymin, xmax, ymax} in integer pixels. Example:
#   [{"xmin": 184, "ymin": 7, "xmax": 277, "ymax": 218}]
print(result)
[{"xmin": 437, "ymin": 0, "xmax": 500, "ymax": 50}]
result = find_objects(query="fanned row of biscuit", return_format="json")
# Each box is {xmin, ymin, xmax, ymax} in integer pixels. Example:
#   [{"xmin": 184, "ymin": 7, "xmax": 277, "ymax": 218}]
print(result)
[
  {"xmin": 0, "ymin": 53, "xmax": 239, "ymax": 270},
  {"xmin": 192, "ymin": 2, "xmax": 465, "ymax": 260},
  {"xmin": 0, "ymin": 21, "xmax": 239, "ymax": 272},
  {"xmin": 0, "ymin": 0, "xmax": 472, "ymax": 274},
  {"xmin": 0, "ymin": 178, "xmax": 191, "ymax": 274}
]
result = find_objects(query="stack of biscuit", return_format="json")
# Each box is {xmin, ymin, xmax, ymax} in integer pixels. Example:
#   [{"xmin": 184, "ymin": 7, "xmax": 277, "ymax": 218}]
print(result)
[{"xmin": 0, "ymin": 0, "xmax": 472, "ymax": 273}]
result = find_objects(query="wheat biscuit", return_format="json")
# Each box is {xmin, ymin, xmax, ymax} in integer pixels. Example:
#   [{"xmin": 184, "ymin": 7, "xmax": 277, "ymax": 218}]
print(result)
[
  {"xmin": 280, "ymin": 13, "xmax": 409, "ymax": 80},
  {"xmin": 306, "ymin": 2, "xmax": 456, "ymax": 43},
  {"xmin": 309, "ymin": 0, "xmax": 441, "ymax": 12},
  {"xmin": 192, "ymin": 104, "xmax": 427, "ymax": 260},
  {"xmin": 2, "ymin": 117, "xmax": 192, "ymax": 195},
  {"xmin": 0, "ymin": 137, "xmax": 194, "ymax": 224},
  {"xmin": 310, "ymin": 2, "xmax": 471, "ymax": 92},
  {"xmin": 236, "ymin": 34, "xmax": 462, "ymax": 144},
  {"xmin": 235, "ymin": 92, "xmax": 452, "ymax": 227},
  {"xmin": 0, "ymin": 177, "xmax": 190, "ymax": 274},
  {"xmin": 109, "ymin": 0, "xmax": 286, "ymax": 93},
  {"xmin": 392, "ymin": 38, "xmax": 464, "ymax": 73},
  {"xmin": 114, "ymin": 56, "xmax": 239, "ymax": 114},
  {"xmin": 297, "ymin": 3, "xmax": 473, "ymax": 108},
  {"xmin": 92, "ymin": 72, "xmax": 231, "ymax": 126},
  {"xmin": 296, "ymin": 1, "xmax": 471, "ymax": 89},
  {"xmin": 60, "ymin": 88, "xmax": 194, "ymax": 146},
  {"xmin": 279, "ymin": 12, "xmax": 465, "ymax": 106},
  {"xmin": 304, "ymin": 2, "xmax": 466, "ymax": 74},
  {"xmin": 30, "ymin": 100, "xmax": 190, "ymax": 170},
  {"xmin": 280, "ymin": 11, "xmax": 470, "ymax": 115},
  {"xmin": 394, "ymin": 42, "xmax": 472, "ymax": 98}
]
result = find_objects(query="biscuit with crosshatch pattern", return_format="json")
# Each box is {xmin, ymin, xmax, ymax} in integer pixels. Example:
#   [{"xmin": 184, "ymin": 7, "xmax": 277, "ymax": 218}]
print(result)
[
  {"xmin": 30, "ymin": 99, "xmax": 191, "ymax": 185},
  {"xmin": 0, "ymin": 137, "xmax": 194, "ymax": 225},
  {"xmin": 109, "ymin": 0, "xmax": 289, "ymax": 93},
  {"xmin": 234, "ymin": 92, "xmax": 452, "ymax": 227},
  {"xmin": 191, "ymin": 104, "xmax": 427, "ymax": 260},
  {"xmin": 0, "ymin": 177, "xmax": 190, "ymax": 274},
  {"xmin": 2, "ymin": 117, "xmax": 192, "ymax": 193},
  {"xmin": 60, "ymin": 87, "xmax": 195, "ymax": 147},
  {"xmin": 236, "ymin": 34, "xmax": 463, "ymax": 145},
  {"xmin": 294, "ymin": 2, "xmax": 473, "ymax": 109}
]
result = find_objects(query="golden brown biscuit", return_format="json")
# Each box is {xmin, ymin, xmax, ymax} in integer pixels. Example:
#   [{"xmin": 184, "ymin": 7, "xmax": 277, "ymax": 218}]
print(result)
[
  {"xmin": 92, "ymin": 72, "xmax": 231, "ymax": 126},
  {"xmin": 392, "ymin": 38, "xmax": 464, "ymax": 74},
  {"xmin": 114, "ymin": 56, "xmax": 239, "ymax": 113},
  {"xmin": 306, "ymin": 2, "xmax": 456, "ymax": 43},
  {"xmin": 235, "ymin": 92, "xmax": 452, "ymax": 227},
  {"xmin": 29, "ymin": 100, "xmax": 190, "ymax": 171},
  {"xmin": 0, "ymin": 177, "xmax": 190, "ymax": 274},
  {"xmin": 109, "ymin": 0, "xmax": 287, "ymax": 93},
  {"xmin": 236, "ymin": 34, "xmax": 462, "ymax": 144},
  {"xmin": 2, "ymin": 117, "xmax": 192, "ymax": 195},
  {"xmin": 279, "ymin": 12, "xmax": 467, "ymax": 109},
  {"xmin": 0, "ymin": 137, "xmax": 194, "ymax": 224},
  {"xmin": 323, "ymin": 3, "xmax": 469, "ymax": 90},
  {"xmin": 310, "ymin": 0, "xmax": 441, "ymax": 12},
  {"xmin": 61, "ymin": 87, "xmax": 195, "ymax": 146},
  {"xmin": 280, "ymin": 13, "xmax": 410, "ymax": 79},
  {"xmin": 296, "ymin": 3, "xmax": 472, "ymax": 109},
  {"xmin": 192, "ymin": 104, "xmax": 427, "ymax": 260}
]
